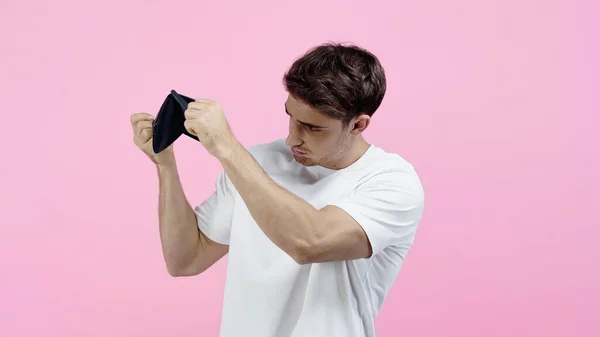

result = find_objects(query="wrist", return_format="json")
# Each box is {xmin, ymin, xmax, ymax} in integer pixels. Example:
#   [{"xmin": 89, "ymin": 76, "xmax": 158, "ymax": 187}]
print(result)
[
  {"xmin": 215, "ymin": 138, "xmax": 243, "ymax": 164},
  {"xmin": 156, "ymin": 161, "xmax": 178, "ymax": 175}
]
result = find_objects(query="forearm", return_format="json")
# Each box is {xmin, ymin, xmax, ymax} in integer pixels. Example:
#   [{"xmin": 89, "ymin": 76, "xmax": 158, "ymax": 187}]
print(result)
[
  {"xmin": 217, "ymin": 142, "xmax": 322, "ymax": 262},
  {"xmin": 157, "ymin": 163, "xmax": 201, "ymax": 273}
]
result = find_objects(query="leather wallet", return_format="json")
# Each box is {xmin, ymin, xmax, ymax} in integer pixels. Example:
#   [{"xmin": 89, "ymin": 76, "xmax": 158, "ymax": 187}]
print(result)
[{"xmin": 152, "ymin": 90, "xmax": 199, "ymax": 153}]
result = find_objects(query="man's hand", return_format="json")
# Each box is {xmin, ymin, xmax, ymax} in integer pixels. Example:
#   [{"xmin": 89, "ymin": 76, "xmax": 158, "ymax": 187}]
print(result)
[
  {"xmin": 184, "ymin": 99, "xmax": 238, "ymax": 159},
  {"xmin": 130, "ymin": 112, "xmax": 176, "ymax": 167}
]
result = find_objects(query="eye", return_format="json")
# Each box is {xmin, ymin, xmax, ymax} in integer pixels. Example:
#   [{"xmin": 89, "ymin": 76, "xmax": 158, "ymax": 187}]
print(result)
[{"xmin": 307, "ymin": 126, "xmax": 322, "ymax": 132}]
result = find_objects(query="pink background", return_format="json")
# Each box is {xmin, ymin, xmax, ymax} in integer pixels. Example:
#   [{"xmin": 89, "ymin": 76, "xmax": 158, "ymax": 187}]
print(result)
[{"xmin": 1, "ymin": 0, "xmax": 598, "ymax": 336}]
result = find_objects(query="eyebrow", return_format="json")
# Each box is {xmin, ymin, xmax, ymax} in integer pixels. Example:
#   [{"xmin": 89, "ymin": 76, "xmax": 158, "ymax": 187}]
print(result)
[{"xmin": 285, "ymin": 104, "xmax": 327, "ymax": 129}]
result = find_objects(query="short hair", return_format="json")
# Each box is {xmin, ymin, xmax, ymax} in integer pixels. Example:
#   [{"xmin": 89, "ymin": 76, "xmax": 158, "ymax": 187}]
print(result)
[{"xmin": 283, "ymin": 42, "xmax": 387, "ymax": 124}]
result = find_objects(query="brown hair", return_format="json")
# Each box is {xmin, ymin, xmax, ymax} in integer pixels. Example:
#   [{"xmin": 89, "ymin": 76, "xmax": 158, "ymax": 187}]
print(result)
[{"xmin": 283, "ymin": 42, "xmax": 387, "ymax": 124}]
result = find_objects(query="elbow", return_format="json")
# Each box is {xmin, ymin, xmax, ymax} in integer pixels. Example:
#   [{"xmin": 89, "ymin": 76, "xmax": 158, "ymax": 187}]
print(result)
[
  {"xmin": 167, "ymin": 266, "xmax": 197, "ymax": 278},
  {"xmin": 165, "ymin": 261, "xmax": 200, "ymax": 278},
  {"xmin": 167, "ymin": 267, "xmax": 186, "ymax": 277},
  {"xmin": 290, "ymin": 240, "xmax": 319, "ymax": 265}
]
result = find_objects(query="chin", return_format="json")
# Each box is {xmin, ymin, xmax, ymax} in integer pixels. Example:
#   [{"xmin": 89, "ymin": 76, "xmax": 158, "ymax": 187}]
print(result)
[{"xmin": 293, "ymin": 154, "xmax": 318, "ymax": 167}]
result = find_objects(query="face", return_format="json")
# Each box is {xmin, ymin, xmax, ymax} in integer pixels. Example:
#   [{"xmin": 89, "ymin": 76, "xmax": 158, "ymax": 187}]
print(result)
[{"xmin": 284, "ymin": 94, "xmax": 370, "ymax": 169}]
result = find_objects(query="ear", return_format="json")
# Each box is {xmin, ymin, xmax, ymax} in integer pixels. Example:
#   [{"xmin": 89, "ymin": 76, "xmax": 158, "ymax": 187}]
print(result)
[{"xmin": 349, "ymin": 115, "xmax": 370, "ymax": 135}]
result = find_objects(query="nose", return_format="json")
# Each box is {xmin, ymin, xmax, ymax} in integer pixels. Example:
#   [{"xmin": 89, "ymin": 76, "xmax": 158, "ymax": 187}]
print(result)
[{"xmin": 285, "ymin": 125, "xmax": 302, "ymax": 148}]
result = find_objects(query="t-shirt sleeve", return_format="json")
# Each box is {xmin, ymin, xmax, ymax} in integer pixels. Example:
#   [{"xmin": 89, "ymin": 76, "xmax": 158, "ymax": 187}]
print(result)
[
  {"xmin": 193, "ymin": 170, "xmax": 237, "ymax": 245},
  {"xmin": 330, "ymin": 169, "xmax": 425, "ymax": 257}
]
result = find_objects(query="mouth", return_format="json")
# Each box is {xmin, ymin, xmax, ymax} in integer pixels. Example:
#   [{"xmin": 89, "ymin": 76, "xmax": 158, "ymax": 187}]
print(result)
[{"xmin": 291, "ymin": 148, "xmax": 307, "ymax": 156}]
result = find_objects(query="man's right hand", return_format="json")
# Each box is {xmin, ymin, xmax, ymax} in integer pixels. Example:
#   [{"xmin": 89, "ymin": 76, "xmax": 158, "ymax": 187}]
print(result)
[{"xmin": 130, "ymin": 112, "xmax": 175, "ymax": 167}]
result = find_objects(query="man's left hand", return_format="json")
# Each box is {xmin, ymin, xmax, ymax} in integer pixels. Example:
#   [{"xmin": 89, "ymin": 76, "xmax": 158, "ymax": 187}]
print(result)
[{"xmin": 184, "ymin": 99, "xmax": 238, "ymax": 159}]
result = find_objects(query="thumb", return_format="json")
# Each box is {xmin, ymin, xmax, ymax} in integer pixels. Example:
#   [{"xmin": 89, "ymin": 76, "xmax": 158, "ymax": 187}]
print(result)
[{"xmin": 183, "ymin": 120, "xmax": 197, "ymax": 136}]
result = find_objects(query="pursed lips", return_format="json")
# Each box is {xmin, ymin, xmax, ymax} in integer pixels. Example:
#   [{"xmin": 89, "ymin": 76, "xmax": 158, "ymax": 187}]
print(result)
[{"xmin": 291, "ymin": 148, "xmax": 307, "ymax": 155}]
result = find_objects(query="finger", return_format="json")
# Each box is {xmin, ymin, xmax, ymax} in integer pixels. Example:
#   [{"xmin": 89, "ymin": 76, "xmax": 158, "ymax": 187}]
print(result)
[
  {"xmin": 184, "ymin": 107, "xmax": 202, "ymax": 120},
  {"xmin": 135, "ymin": 120, "xmax": 153, "ymax": 131},
  {"xmin": 130, "ymin": 112, "xmax": 154, "ymax": 126},
  {"xmin": 187, "ymin": 101, "xmax": 209, "ymax": 110},
  {"xmin": 140, "ymin": 128, "xmax": 153, "ymax": 143},
  {"xmin": 133, "ymin": 120, "xmax": 153, "ymax": 139},
  {"xmin": 134, "ymin": 120, "xmax": 153, "ymax": 141}
]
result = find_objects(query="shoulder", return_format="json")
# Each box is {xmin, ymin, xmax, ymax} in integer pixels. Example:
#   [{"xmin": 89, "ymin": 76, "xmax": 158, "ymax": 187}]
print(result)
[
  {"xmin": 332, "ymin": 145, "xmax": 425, "ymax": 253},
  {"xmin": 357, "ymin": 145, "xmax": 423, "ymax": 189},
  {"xmin": 353, "ymin": 145, "xmax": 425, "ymax": 208}
]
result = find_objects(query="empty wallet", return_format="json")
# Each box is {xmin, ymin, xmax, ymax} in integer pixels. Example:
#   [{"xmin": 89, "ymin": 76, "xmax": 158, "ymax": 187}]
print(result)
[{"xmin": 152, "ymin": 90, "xmax": 199, "ymax": 154}]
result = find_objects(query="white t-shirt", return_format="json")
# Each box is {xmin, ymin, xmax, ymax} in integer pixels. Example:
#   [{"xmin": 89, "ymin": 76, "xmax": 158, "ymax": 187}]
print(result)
[{"xmin": 194, "ymin": 138, "xmax": 425, "ymax": 337}]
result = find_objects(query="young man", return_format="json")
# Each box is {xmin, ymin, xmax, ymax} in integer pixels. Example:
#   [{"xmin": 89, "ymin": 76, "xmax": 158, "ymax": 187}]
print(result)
[{"xmin": 130, "ymin": 43, "xmax": 425, "ymax": 337}]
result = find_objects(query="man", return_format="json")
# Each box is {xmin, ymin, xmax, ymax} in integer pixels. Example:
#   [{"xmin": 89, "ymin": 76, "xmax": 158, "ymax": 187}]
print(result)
[{"xmin": 130, "ymin": 42, "xmax": 424, "ymax": 337}]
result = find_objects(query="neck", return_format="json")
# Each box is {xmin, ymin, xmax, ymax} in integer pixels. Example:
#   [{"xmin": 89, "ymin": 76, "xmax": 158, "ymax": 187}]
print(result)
[{"xmin": 322, "ymin": 136, "xmax": 370, "ymax": 170}]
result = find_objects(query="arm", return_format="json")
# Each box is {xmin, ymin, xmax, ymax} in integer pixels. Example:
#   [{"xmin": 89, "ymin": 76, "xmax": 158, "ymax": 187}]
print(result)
[
  {"xmin": 157, "ymin": 163, "xmax": 228, "ymax": 277},
  {"xmin": 216, "ymin": 142, "xmax": 373, "ymax": 264},
  {"xmin": 181, "ymin": 99, "xmax": 423, "ymax": 264}
]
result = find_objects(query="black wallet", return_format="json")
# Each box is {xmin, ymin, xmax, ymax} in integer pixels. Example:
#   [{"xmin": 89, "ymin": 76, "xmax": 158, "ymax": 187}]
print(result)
[{"xmin": 152, "ymin": 90, "xmax": 199, "ymax": 153}]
